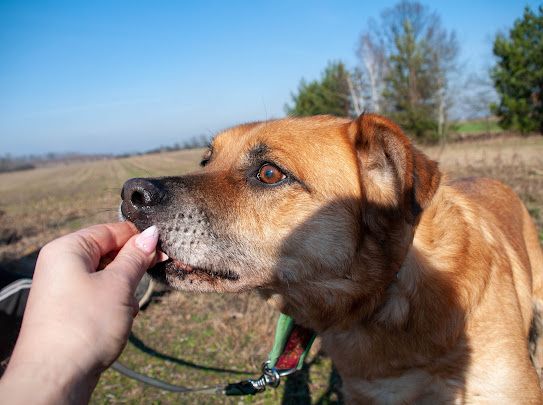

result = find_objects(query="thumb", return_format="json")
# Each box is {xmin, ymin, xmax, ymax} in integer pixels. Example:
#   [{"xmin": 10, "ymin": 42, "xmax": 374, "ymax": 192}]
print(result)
[{"xmin": 106, "ymin": 225, "xmax": 160, "ymax": 293}]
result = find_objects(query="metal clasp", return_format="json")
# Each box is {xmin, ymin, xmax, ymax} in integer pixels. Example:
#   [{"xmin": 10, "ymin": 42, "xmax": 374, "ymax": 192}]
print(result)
[{"xmin": 246, "ymin": 361, "xmax": 297, "ymax": 392}]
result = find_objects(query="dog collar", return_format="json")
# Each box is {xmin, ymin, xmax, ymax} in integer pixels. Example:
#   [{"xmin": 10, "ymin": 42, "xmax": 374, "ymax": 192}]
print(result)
[
  {"xmin": 268, "ymin": 313, "xmax": 316, "ymax": 370},
  {"xmin": 224, "ymin": 313, "xmax": 316, "ymax": 395}
]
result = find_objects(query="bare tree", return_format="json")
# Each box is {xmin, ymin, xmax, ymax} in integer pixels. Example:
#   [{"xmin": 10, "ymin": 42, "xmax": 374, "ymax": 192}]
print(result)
[
  {"xmin": 462, "ymin": 72, "xmax": 498, "ymax": 134},
  {"xmin": 355, "ymin": 1, "xmax": 459, "ymax": 142},
  {"xmin": 356, "ymin": 31, "xmax": 387, "ymax": 113},
  {"xmin": 346, "ymin": 72, "xmax": 363, "ymax": 115},
  {"xmin": 425, "ymin": 14, "xmax": 460, "ymax": 140}
]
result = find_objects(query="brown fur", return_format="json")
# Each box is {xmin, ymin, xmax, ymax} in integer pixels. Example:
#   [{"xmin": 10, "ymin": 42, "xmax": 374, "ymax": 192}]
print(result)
[{"xmin": 121, "ymin": 113, "xmax": 543, "ymax": 403}]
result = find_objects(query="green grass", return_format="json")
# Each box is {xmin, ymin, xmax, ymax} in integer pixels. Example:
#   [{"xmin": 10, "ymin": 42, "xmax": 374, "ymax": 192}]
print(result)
[
  {"xmin": 455, "ymin": 119, "xmax": 501, "ymax": 134},
  {"xmin": 90, "ymin": 291, "xmax": 340, "ymax": 404}
]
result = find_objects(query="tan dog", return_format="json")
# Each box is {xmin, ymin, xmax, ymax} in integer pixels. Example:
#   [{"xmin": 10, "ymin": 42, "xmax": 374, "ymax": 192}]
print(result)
[{"xmin": 120, "ymin": 113, "xmax": 543, "ymax": 403}]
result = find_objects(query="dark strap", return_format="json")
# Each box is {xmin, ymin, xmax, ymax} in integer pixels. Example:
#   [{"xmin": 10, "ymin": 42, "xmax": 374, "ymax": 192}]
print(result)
[{"xmin": 224, "ymin": 380, "xmax": 261, "ymax": 396}]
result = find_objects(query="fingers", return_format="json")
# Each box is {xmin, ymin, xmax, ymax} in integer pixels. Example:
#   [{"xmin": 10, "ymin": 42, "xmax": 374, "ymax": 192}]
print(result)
[
  {"xmin": 38, "ymin": 222, "xmax": 139, "ymax": 273},
  {"xmin": 75, "ymin": 222, "xmax": 138, "ymax": 261},
  {"xmin": 105, "ymin": 226, "xmax": 161, "ymax": 292}
]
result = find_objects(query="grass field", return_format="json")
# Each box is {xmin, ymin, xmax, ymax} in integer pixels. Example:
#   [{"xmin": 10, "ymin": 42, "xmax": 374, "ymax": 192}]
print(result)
[
  {"xmin": 454, "ymin": 118, "xmax": 502, "ymax": 134},
  {"xmin": 1, "ymin": 135, "xmax": 542, "ymax": 404}
]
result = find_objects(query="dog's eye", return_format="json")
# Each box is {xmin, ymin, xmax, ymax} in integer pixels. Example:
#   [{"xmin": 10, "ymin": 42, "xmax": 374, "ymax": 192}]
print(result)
[
  {"xmin": 257, "ymin": 164, "xmax": 286, "ymax": 185},
  {"xmin": 200, "ymin": 149, "xmax": 212, "ymax": 167}
]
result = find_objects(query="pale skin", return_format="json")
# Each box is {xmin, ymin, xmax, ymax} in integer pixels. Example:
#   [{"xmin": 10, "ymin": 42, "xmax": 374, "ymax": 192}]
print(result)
[{"xmin": 0, "ymin": 222, "xmax": 167, "ymax": 404}]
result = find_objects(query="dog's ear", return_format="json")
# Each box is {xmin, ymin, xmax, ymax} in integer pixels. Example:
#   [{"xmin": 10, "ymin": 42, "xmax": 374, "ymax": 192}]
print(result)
[{"xmin": 349, "ymin": 113, "xmax": 441, "ymax": 224}]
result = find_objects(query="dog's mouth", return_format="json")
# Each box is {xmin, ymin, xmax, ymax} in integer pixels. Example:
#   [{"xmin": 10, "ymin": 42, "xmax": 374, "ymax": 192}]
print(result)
[
  {"xmin": 148, "ymin": 241, "xmax": 240, "ymax": 284},
  {"xmin": 162, "ymin": 257, "xmax": 239, "ymax": 281},
  {"xmin": 121, "ymin": 216, "xmax": 241, "ymax": 286}
]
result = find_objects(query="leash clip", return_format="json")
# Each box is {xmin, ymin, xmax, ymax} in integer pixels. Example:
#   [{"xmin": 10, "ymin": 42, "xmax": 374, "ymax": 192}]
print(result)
[
  {"xmin": 247, "ymin": 361, "xmax": 283, "ymax": 392},
  {"xmin": 225, "ymin": 361, "xmax": 298, "ymax": 396}
]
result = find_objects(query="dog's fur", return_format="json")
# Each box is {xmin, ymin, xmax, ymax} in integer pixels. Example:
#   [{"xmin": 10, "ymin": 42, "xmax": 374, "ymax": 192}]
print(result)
[{"xmin": 121, "ymin": 113, "xmax": 543, "ymax": 403}]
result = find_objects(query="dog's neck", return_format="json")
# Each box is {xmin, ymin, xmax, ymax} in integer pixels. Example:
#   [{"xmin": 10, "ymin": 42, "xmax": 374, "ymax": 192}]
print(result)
[
  {"xmin": 264, "ymin": 186, "xmax": 465, "ymax": 338},
  {"xmin": 264, "ymin": 219, "xmax": 418, "ymax": 332}
]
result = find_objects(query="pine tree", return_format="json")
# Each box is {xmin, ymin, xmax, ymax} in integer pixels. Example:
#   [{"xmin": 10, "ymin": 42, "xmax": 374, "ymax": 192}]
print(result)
[
  {"xmin": 491, "ymin": 6, "xmax": 543, "ymax": 134},
  {"xmin": 285, "ymin": 62, "xmax": 353, "ymax": 117}
]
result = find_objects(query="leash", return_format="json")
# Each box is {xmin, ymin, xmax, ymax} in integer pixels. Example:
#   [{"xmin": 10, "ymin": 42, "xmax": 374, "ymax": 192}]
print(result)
[{"xmin": 112, "ymin": 313, "xmax": 316, "ymax": 396}]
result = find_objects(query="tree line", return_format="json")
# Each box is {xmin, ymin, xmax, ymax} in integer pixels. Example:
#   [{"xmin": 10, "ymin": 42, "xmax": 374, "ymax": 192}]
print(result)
[
  {"xmin": 286, "ymin": 1, "xmax": 543, "ymax": 142},
  {"xmin": 0, "ymin": 134, "xmax": 211, "ymax": 173}
]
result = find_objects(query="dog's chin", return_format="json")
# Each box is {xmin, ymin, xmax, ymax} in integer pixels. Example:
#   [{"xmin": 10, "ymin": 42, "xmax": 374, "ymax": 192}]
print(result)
[
  {"xmin": 119, "ymin": 217, "xmax": 247, "ymax": 292},
  {"xmin": 147, "ymin": 257, "xmax": 246, "ymax": 293}
]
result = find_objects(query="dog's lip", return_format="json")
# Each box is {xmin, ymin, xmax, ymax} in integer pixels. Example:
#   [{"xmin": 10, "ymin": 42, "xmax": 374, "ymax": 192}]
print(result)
[
  {"xmin": 171, "ymin": 259, "xmax": 194, "ymax": 273},
  {"xmin": 158, "ymin": 248, "xmax": 240, "ymax": 281},
  {"xmin": 146, "ymin": 237, "xmax": 239, "ymax": 282}
]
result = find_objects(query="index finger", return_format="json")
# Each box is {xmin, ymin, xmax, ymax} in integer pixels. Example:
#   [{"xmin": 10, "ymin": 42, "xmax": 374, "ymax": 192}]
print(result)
[
  {"xmin": 77, "ymin": 222, "xmax": 138, "ymax": 254},
  {"xmin": 47, "ymin": 222, "xmax": 139, "ymax": 270}
]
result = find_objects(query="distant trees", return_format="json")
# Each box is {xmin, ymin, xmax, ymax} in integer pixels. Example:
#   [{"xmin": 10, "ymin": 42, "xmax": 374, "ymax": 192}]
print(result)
[
  {"xmin": 357, "ymin": 1, "xmax": 459, "ymax": 142},
  {"xmin": 356, "ymin": 31, "xmax": 387, "ymax": 113},
  {"xmin": 143, "ymin": 134, "xmax": 210, "ymax": 155},
  {"xmin": 285, "ymin": 61, "xmax": 354, "ymax": 117},
  {"xmin": 0, "ymin": 156, "xmax": 35, "ymax": 173},
  {"xmin": 461, "ymin": 72, "xmax": 498, "ymax": 134},
  {"xmin": 491, "ymin": 6, "xmax": 543, "ymax": 134},
  {"xmin": 287, "ymin": 1, "xmax": 460, "ymax": 143}
]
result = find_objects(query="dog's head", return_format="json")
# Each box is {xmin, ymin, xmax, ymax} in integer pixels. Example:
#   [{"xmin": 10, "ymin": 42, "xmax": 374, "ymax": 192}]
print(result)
[{"xmin": 120, "ymin": 114, "xmax": 441, "ymax": 306}]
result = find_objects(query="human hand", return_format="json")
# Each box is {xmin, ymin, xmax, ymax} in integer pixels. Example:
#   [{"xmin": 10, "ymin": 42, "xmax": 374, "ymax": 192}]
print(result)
[{"xmin": 0, "ymin": 222, "xmax": 166, "ymax": 404}]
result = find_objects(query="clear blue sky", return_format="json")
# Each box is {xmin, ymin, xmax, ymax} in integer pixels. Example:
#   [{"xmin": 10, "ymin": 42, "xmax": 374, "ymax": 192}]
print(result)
[{"xmin": 0, "ymin": 0, "xmax": 539, "ymax": 156}]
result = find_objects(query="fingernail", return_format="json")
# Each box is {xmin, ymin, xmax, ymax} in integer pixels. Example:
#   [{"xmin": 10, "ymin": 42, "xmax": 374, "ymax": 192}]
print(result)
[
  {"xmin": 157, "ymin": 250, "xmax": 169, "ymax": 262},
  {"xmin": 135, "ymin": 225, "xmax": 159, "ymax": 254}
]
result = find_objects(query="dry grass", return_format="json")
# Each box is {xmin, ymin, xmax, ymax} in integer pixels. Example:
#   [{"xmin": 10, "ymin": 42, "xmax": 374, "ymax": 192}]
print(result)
[
  {"xmin": 0, "ymin": 135, "xmax": 542, "ymax": 404},
  {"xmin": 425, "ymin": 135, "xmax": 543, "ymax": 234},
  {"xmin": 0, "ymin": 150, "xmax": 202, "ymax": 264}
]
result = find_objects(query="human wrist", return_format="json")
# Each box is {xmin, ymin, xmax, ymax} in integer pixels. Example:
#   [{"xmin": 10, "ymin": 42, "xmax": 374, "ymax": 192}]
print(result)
[
  {"xmin": 3, "ymin": 325, "xmax": 101, "ymax": 405},
  {"xmin": 0, "ymin": 358, "xmax": 99, "ymax": 405}
]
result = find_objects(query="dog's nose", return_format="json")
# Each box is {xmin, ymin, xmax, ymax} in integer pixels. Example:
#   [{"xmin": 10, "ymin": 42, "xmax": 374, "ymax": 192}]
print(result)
[{"xmin": 121, "ymin": 178, "xmax": 165, "ymax": 210}]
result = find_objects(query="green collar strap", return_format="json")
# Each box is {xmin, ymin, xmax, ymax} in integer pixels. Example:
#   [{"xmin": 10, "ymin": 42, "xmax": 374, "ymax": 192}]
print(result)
[
  {"xmin": 224, "ymin": 313, "xmax": 316, "ymax": 396},
  {"xmin": 268, "ymin": 313, "xmax": 316, "ymax": 371}
]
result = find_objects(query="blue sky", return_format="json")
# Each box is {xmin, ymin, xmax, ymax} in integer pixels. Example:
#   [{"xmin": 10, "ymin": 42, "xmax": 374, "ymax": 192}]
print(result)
[{"xmin": 0, "ymin": 1, "xmax": 539, "ymax": 156}]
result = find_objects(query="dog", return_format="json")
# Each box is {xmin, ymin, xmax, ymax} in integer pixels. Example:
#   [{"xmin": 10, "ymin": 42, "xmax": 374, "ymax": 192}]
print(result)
[{"xmin": 120, "ymin": 113, "xmax": 543, "ymax": 403}]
